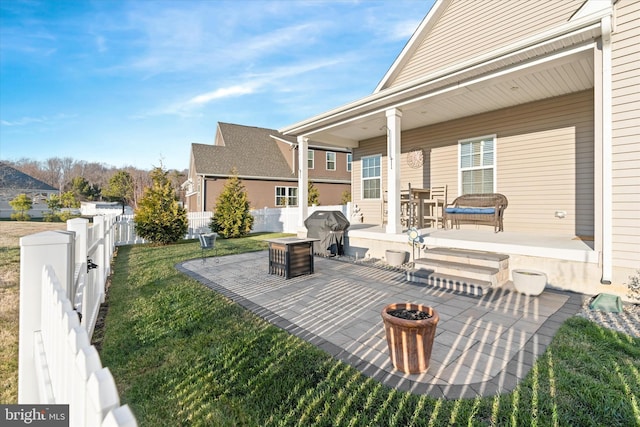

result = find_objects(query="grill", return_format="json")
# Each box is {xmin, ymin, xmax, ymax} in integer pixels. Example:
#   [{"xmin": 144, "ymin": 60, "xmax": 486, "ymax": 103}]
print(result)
[{"xmin": 304, "ymin": 210, "xmax": 350, "ymax": 256}]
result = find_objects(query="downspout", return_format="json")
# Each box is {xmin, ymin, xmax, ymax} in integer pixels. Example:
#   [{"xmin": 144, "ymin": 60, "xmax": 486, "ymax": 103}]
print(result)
[{"xmin": 600, "ymin": 14, "xmax": 613, "ymax": 284}]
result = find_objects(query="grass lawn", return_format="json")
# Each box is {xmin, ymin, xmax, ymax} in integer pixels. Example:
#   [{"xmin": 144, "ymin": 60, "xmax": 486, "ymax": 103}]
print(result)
[{"xmin": 99, "ymin": 235, "xmax": 640, "ymax": 426}]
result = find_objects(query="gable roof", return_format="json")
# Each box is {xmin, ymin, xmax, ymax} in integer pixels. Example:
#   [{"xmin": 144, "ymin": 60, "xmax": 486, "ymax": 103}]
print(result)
[
  {"xmin": 280, "ymin": 0, "xmax": 609, "ymax": 147},
  {"xmin": 376, "ymin": 0, "xmax": 587, "ymax": 92},
  {"xmin": 0, "ymin": 162, "xmax": 58, "ymax": 192},
  {"xmin": 191, "ymin": 123, "xmax": 296, "ymax": 179}
]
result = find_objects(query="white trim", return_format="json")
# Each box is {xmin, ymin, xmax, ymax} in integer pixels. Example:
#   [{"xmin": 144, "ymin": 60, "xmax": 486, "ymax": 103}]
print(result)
[
  {"xmin": 325, "ymin": 151, "xmax": 336, "ymax": 171},
  {"xmin": 361, "ymin": 154, "xmax": 382, "ymax": 200},
  {"xmin": 600, "ymin": 14, "xmax": 613, "ymax": 284},
  {"xmin": 308, "ymin": 149, "xmax": 314, "ymax": 170},
  {"xmin": 457, "ymin": 134, "xmax": 497, "ymax": 196},
  {"xmin": 281, "ymin": 17, "xmax": 602, "ymax": 137}
]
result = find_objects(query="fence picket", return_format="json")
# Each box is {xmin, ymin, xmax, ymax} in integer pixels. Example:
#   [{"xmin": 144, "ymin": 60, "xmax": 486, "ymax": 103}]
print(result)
[{"xmin": 19, "ymin": 217, "xmax": 136, "ymax": 426}]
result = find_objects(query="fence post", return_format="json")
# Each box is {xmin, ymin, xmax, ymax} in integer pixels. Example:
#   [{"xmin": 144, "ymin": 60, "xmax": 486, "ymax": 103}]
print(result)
[
  {"xmin": 19, "ymin": 231, "xmax": 74, "ymax": 403},
  {"xmin": 68, "ymin": 218, "xmax": 89, "ymax": 304},
  {"xmin": 93, "ymin": 215, "xmax": 106, "ymax": 299}
]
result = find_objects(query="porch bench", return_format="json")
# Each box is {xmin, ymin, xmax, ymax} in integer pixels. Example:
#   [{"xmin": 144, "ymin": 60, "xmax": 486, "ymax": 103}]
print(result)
[{"xmin": 444, "ymin": 193, "xmax": 508, "ymax": 233}]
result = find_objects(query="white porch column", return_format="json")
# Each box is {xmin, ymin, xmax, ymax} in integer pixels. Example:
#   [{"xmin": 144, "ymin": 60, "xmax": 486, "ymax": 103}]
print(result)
[
  {"xmin": 297, "ymin": 136, "xmax": 309, "ymax": 234},
  {"xmin": 385, "ymin": 108, "xmax": 403, "ymax": 234}
]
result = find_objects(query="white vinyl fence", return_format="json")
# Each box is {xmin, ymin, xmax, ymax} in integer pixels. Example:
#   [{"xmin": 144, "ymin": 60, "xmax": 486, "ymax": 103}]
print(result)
[
  {"xmin": 113, "ymin": 206, "xmax": 349, "ymax": 245},
  {"xmin": 19, "ymin": 215, "xmax": 137, "ymax": 426},
  {"xmin": 115, "ymin": 211, "xmax": 213, "ymax": 245},
  {"xmin": 251, "ymin": 205, "xmax": 349, "ymax": 233}
]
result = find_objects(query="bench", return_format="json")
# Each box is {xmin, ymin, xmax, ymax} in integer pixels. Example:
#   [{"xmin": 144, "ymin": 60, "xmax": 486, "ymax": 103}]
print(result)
[{"xmin": 444, "ymin": 193, "xmax": 508, "ymax": 232}]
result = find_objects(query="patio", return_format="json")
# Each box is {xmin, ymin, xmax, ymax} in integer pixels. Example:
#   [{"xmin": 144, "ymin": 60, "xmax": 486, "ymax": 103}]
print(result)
[{"xmin": 178, "ymin": 251, "xmax": 582, "ymax": 399}]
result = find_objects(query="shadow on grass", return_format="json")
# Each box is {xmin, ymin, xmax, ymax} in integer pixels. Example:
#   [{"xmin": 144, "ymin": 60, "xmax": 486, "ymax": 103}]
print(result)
[{"xmin": 100, "ymin": 237, "xmax": 640, "ymax": 426}]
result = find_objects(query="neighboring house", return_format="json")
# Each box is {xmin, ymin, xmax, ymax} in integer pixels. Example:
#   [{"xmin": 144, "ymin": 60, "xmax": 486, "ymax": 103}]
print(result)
[
  {"xmin": 183, "ymin": 122, "xmax": 351, "ymax": 212},
  {"xmin": 0, "ymin": 162, "xmax": 58, "ymax": 218},
  {"xmin": 280, "ymin": 0, "xmax": 639, "ymax": 297}
]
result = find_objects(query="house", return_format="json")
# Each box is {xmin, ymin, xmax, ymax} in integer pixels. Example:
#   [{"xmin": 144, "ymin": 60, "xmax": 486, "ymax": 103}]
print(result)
[
  {"xmin": 280, "ymin": 0, "xmax": 639, "ymax": 298},
  {"xmin": 0, "ymin": 162, "xmax": 58, "ymax": 218},
  {"xmin": 183, "ymin": 122, "xmax": 351, "ymax": 212}
]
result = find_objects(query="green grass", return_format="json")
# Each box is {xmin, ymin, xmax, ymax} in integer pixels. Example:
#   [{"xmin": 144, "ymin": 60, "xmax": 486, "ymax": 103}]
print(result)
[{"xmin": 100, "ymin": 235, "xmax": 640, "ymax": 426}]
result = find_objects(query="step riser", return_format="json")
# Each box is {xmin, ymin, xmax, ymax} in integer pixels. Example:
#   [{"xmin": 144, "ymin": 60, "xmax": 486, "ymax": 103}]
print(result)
[
  {"xmin": 414, "ymin": 263, "xmax": 508, "ymax": 286},
  {"xmin": 417, "ymin": 253, "xmax": 509, "ymax": 270},
  {"xmin": 406, "ymin": 270, "xmax": 485, "ymax": 297},
  {"xmin": 426, "ymin": 264, "xmax": 502, "ymax": 286}
]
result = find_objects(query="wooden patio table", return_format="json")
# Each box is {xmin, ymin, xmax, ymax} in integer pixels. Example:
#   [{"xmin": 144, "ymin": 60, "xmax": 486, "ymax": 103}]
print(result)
[{"xmin": 266, "ymin": 237, "xmax": 319, "ymax": 279}]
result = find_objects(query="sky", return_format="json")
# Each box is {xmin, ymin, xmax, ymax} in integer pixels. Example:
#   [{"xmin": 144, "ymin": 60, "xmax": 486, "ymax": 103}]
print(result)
[{"xmin": 0, "ymin": 0, "xmax": 435, "ymax": 171}]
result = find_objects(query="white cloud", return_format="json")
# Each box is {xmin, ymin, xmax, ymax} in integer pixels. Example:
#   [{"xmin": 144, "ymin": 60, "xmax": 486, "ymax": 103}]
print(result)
[
  {"xmin": 0, "ymin": 113, "xmax": 75, "ymax": 127},
  {"xmin": 187, "ymin": 85, "xmax": 256, "ymax": 105}
]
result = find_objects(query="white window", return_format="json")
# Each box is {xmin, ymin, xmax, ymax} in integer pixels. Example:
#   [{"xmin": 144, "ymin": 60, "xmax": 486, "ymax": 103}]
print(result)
[
  {"xmin": 326, "ymin": 151, "xmax": 336, "ymax": 170},
  {"xmin": 346, "ymin": 153, "xmax": 352, "ymax": 172},
  {"xmin": 308, "ymin": 150, "xmax": 314, "ymax": 169},
  {"xmin": 275, "ymin": 186, "xmax": 298, "ymax": 206},
  {"xmin": 459, "ymin": 135, "xmax": 496, "ymax": 194},
  {"xmin": 361, "ymin": 154, "xmax": 381, "ymax": 199}
]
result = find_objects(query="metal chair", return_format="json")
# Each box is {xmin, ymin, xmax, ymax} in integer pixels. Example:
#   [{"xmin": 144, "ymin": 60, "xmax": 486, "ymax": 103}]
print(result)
[{"xmin": 198, "ymin": 232, "xmax": 218, "ymax": 263}]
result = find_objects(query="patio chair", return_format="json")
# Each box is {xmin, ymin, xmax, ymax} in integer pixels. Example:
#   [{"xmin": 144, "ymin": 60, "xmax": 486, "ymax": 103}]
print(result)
[
  {"xmin": 421, "ymin": 185, "xmax": 447, "ymax": 229},
  {"xmin": 198, "ymin": 232, "xmax": 218, "ymax": 263}
]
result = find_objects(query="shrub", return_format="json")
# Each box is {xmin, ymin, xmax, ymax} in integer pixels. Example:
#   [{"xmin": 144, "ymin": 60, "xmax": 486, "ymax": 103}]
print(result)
[
  {"xmin": 9, "ymin": 194, "xmax": 32, "ymax": 221},
  {"xmin": 211, "ymin": 171, "xmax": 254, "ymax": 238},
  {"xmin": 134, "ymin": 167, "xmax": 188, "ymax": 245},
  {"xmin": 627, "ymin": 270, "xmax": 640, "ymax": 302}
]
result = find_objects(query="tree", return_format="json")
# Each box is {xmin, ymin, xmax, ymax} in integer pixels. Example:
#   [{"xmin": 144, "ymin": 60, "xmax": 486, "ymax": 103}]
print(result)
[
  {"xmin": 103, "ymin": 171, "xmax": 134, "ymax": 214},
  {"xmin": 44, "ymin": 194, "xmax": 62, "ymax": 221},
  {"xmin": 308, "ymin": 181, "xmax": 319, "ymax": 206},
  {"xmin": 70, "ymin": 176, "xmax": 100, "ymax": 201},
  {"xmin": 9, "ymin": 193, "xmax": 32, "ymax": 221},
  {"xmin": 211, "ymin": 171, "xmax": 254, "ymax": 238},
  {"xmin": 340, "ymin": 190, "xmax": 351, "ymax": 204},
  {"xmin": 133, "ymin": 166, "xmax": 188, "ymax": 245}
]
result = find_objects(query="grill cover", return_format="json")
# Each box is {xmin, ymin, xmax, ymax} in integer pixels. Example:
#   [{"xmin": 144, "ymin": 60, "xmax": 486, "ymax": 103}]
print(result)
[{"xmin": 304, "ymin": 210, "xmax": 350, "ymax": 256}]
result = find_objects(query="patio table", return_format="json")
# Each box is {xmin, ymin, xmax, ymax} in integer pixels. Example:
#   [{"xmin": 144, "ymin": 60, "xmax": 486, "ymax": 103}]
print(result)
[{"xmin": 266, "ymin": 237, "xmax": 319, "ymax": 279}]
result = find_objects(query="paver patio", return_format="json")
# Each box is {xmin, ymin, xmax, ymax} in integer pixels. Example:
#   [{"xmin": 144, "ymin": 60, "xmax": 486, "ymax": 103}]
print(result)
[{"xmin": 178, "ymin": 251, "xmax": 582, "ymax": 399}]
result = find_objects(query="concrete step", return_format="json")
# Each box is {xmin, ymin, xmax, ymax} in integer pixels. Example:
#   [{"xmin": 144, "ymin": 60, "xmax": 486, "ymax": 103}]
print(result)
[
  {"xmin": 406, "ymin": 269, "xmax": 493, "ymax": 297},
  {"xmin": 413, "ymin": 258, "xmax": 507, "ymax": 286},
  {"xmin": 419, "ymin": 247, "xmax": 509, "ymax": 270}
]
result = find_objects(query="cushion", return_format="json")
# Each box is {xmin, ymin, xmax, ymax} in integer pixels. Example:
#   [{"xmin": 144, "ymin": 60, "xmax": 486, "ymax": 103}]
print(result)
[{"xmin": 445, "ymin": 207, "xmax": 495, "ymax": 214}]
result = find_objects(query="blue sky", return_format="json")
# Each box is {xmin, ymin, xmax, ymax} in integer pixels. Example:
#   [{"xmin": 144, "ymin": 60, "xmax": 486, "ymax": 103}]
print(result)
[{"xmin": 1, "ymin": 0, "xmax": 434, "ymax": 171}]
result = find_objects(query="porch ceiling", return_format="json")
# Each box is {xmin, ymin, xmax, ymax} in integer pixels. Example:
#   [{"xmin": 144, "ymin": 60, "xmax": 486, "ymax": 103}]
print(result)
[{"xmin": 303, "ymin": 46, "xmax": 594, "ymax": 148}]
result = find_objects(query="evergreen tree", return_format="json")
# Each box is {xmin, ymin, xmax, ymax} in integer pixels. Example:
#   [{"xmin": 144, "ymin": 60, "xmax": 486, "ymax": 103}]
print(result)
[
  {"xmin": 308, "ymin": 181, "xmax": 319, "ymax": 206},
  {"xmin": 133, "ymin": 166, "xmax": 188, "ymax": 245},
  {"xmin": 9, "ymin": 193, "xmax": 32, "ymax": 221},
  {"xmin": 211, "ymin": 171, "xmax": 254, "ymax": 238}
]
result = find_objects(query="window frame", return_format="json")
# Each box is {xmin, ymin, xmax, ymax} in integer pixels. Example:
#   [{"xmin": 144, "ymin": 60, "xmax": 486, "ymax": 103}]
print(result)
[
  {"xmin": 308, "ymin": 149, "xmax": 314, "ymax": 169},
  {"xmin": 346, "ymin": 153, "xmax": 352, "ymax": 172},
  {"xmin": 275, "ymin": 186, "xmax": 298, "ymax": 207},
  {"xmin": 326, "ymin": 151, "xmax": 336, "ymax": 171},
  {"xmin": 458, "ymin": 134, "xmax": 497, "ymax": 195},
  {"xmin": 361, "ymin": 154, "xmax": 382, "ymax": 200}
]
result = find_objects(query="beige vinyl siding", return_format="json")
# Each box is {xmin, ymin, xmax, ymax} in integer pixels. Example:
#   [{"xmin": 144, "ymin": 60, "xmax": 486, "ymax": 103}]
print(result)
[
  {"xmin": 353, "ymin": 90, "xmax": 594, "ymax": 235},
  {"xmin": 352, "ymin": 141, "xmax": 386, "ymax": 224},
  {"xmin": 611, "ymin": 0, "xmax": 640, "ymax": 268},
  {"xmin": 389, "ymin": 0, "xmax": 584, "ymax": 88}
]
